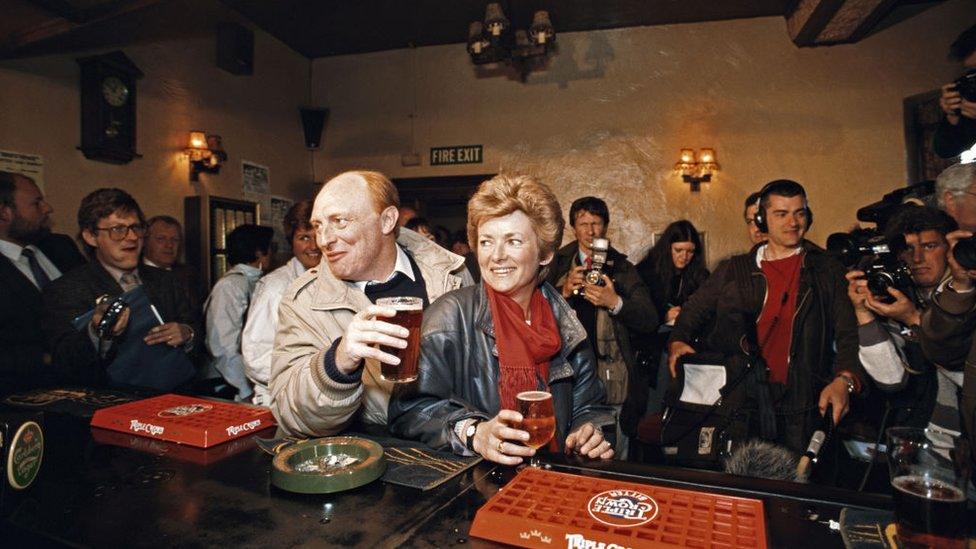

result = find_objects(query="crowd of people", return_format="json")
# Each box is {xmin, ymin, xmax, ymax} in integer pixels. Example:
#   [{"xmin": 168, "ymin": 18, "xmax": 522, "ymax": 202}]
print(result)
[{"xmin": 2, "ymin": 24, "xmax": 976, "ymax": 484}]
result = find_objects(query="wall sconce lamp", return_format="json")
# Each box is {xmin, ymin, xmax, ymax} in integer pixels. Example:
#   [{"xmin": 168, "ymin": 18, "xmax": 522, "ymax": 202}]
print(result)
[
  {"xmin": 185, "ymin": 131, "xmax": 227, "ymax": 181},
  {"xmin": 674, "ymin": 148, "xmax": 719, "ymax": 192}
]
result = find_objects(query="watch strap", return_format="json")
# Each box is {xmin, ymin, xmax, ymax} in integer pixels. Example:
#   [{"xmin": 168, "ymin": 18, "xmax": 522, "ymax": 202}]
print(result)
[{"xmin": 464, "ymin": 419, "xmax": 484, "ymax": 452}]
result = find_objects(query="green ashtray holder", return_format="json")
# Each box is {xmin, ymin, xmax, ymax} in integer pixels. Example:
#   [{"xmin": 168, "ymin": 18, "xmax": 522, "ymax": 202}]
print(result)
[{"xmin": 271, "ymin": 436, "xmax": 386, "ymax": 494}]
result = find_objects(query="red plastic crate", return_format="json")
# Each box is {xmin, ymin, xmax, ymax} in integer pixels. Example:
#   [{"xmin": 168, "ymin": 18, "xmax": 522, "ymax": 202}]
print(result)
[
  {"xmin": 90, "ymin": 394, "xmax": 276, "ymax": 448},
  {"xmin": 470, "ymin": 467, "xmax": 767, "ymax": 549}
]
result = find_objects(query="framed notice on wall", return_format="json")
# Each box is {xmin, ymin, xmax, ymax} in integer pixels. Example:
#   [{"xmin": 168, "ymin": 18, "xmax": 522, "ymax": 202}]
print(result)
[
  {"xmin": 0, "ymin": 149, "xmax": 44, "ymax": 190},
  {"xmin": 242, "ymin": 160, "xmax": 271, "ymax": 222},
  {"xmin": 268, "ymin": 196, "xmax": 294, "ymax": 260}
]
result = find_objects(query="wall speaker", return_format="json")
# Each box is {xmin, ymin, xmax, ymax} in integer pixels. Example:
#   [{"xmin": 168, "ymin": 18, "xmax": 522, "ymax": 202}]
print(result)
[
  {"xmin": 300, "ymin": 108, "xmax": 329, "ymax": 150},
  {"xmin": 216, "ymin": 22, "xmax": 254, "ymax": 75}
]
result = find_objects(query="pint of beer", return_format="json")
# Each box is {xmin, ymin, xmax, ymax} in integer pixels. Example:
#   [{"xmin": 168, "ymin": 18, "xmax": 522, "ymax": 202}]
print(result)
[
  {"xmin": 375, "ymin": 296, "xmax": 423, "ymax": 383},
  {"xmin": 515, "ymin": 391, "xmax": 555, "ymax": 450},
  {"xmin": 887, "ymin": 427, "xmax": 970, "ymax": 548}
]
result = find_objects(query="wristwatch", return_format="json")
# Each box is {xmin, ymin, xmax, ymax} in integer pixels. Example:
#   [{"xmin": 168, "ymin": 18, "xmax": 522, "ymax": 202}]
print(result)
[{"xmin": 464, "ymin": 419, "xmax": 484, "ymax": 452}]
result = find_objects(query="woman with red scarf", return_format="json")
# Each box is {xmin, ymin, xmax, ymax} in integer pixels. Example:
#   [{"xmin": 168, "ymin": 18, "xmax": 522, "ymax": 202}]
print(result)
[{"xmin": 389, "ymin": 174, "xmax": 613, "ymax": 465}]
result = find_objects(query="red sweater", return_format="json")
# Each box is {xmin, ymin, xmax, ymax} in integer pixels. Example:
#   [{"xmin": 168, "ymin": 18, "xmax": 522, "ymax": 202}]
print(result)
[{"xmin": 756, "ymin": 252, "xmax": 803, "ymax": 384}]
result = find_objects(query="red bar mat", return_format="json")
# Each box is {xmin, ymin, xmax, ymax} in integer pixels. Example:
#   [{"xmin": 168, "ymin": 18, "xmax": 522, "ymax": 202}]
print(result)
[
  {"xmin": 90, "ymin": 394, "xmax": 276, "ymax": 448},
  {"xmin": 470, "ymin": 467, "xmax": 767, "ymax": 548},
  {"xmin": 91, "ymin": 425, "xmax": 275, "ymax": 465}
]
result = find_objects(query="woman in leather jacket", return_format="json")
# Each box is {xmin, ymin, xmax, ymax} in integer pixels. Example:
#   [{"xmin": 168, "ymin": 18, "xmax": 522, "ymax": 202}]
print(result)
[{"xmin": 388, "ymin": 174, "xmax": 614, "ymax": 465}]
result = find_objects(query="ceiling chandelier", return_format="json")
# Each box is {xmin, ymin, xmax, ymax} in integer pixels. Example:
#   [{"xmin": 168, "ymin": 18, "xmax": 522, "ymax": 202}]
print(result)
[{"xmin": 467, "ymin": 3, "xmax": 555, "ymax": 74}]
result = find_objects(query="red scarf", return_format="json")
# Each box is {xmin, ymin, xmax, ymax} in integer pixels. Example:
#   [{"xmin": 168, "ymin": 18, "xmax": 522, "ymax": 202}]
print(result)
[{"xmin": 486, "ymin": 285, "xmax": 562, "ymax": 410}]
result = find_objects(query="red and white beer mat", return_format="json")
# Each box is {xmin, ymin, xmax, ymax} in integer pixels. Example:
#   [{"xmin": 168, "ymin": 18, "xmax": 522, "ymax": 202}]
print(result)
[
  {"xmin": 471, "ymin": 467, "xmax": 767, "ymax": 548},
  {"xmin": 90, "ymin": 394, "xmax": 276, "ymax": 448}
]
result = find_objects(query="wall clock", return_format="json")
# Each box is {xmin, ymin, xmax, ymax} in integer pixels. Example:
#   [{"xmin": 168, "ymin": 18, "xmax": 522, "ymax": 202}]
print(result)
[{"xmin": 77, "ymin": 51, "xmax": 143, "ymax": 164}]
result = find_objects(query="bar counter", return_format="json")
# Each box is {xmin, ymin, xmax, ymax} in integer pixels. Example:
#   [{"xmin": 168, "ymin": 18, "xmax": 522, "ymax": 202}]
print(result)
[{"xmin": 1, "ymin": 403, "xmax": 892, "ymax": 548}]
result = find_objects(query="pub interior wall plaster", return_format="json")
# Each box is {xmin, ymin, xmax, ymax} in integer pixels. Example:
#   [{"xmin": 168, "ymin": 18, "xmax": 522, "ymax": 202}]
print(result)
[
  {"xmin": 311, "ymin": 0, "xmax": 973, "ymax": 266},
  {"xmin": 0, "ymin": 23, "xmax": 312, "ymax": 244}
]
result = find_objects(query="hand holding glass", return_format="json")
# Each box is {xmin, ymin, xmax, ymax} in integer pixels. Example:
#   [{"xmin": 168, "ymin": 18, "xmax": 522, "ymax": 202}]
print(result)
[
  {"xmin": 515, "ymin": 391, "xmax": 555, "ymax": 467},
  {"xmin": 375, "ymin": 296, "xmax": 423, "ymax": 383}
]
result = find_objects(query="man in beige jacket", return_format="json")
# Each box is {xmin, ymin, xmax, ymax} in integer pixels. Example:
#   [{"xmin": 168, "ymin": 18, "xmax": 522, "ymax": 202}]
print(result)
[{"xmin": 270, "ymin": 170, "xmax": 472, "ymax": 437}]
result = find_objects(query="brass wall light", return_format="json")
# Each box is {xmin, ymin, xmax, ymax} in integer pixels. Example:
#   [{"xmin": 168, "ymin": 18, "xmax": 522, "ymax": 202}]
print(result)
[
  {"xmin": 185, "ymin": 131, "xmax": 227, "ymax": 181},
  {"xmin": 674, "ymin": 148, "xmax": 719, "ymax": 192}
]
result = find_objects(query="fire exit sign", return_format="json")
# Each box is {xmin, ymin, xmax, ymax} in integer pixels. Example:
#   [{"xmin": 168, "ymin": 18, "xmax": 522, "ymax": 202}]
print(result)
[{"xmin": 430, "ymin": 145, "xmax": 483, "ymax": 166}]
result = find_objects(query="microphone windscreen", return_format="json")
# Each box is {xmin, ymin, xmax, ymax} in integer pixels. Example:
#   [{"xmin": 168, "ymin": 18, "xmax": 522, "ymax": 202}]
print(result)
[{"xmin": 723, "ymin": 439, "xmax": 806, "ymax": 483}]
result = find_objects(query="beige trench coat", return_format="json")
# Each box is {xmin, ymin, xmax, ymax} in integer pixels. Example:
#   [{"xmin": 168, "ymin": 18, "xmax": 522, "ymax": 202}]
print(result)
[{"xmin": 270, "ymin": 229, "xmax": 471, "ymax": 437}]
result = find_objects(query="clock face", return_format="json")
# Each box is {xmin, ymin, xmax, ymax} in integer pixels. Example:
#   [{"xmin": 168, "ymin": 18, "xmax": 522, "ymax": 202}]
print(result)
[{"xmin": 101, "ymin": 76, "xmax": 129, "ymax": 107}]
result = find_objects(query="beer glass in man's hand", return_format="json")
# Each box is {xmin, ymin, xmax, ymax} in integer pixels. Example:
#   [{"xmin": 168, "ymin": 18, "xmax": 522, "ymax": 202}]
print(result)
[
  {"xmin": 887, "ymin": 427, "xmax": 970, "ymax": 548},
  {"xmin": 516, "ymin": 390, "xmax": 555, "ymax": 467},
  {"xmin": 375, "ymin": 296, "xmax": 423, "ymax": 383}
]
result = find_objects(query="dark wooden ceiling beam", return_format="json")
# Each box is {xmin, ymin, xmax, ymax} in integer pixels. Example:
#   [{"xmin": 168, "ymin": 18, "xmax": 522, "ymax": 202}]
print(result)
[
  {"xmin": 0, "ymin": 0, "xmax": 162, "ymax": 57},
  {"xmin": 25, "ymin": 0, "xmax": 86, "ymax": 23},
  {"xmin": 788, "ymin": 0, "xmax": 900, "ymax": 47},
  {"xmin": 787, "ymin": 0, "xmax": 847, "ymax": 47},
  {"xmin": 820, "ymin": 0, "xmax": 898, "ymax": 45}
]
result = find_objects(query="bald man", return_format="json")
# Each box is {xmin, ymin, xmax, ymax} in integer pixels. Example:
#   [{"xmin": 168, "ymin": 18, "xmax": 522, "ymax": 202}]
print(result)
[{"xmin": 270, "ymin": 170, "xmax": 472, "ymax": 436}]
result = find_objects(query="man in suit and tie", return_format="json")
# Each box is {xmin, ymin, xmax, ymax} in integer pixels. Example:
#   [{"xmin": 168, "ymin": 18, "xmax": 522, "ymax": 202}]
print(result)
[
  {"xmin": 43, "ymin": 188, "xmax": 199, "ymax": 390},
  {"xmin": 0, "ymin": 171, "xmax": 84, "ymax": 395},
  {"xmin": 142, "ymin": 215, "xmax": 201, "ymax": 317}
]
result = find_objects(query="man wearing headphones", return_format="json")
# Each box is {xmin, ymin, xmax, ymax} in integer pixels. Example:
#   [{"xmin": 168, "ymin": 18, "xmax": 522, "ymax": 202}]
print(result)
[{"xmin": 667, "ymin": 180, "xmax": 864, "ymax": 454}]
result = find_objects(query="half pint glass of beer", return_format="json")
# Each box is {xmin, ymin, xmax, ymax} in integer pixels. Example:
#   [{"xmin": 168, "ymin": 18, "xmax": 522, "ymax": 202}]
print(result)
[
  {"xmin": 375, "ymin": 296, "xmax": 423, "ymax": 383},
  {"xmin": 887, "ymin": 427, "xmax": 971, "ymax": 548},
  {"xmin": 516, "ymin": 391, "xmax": 555, "ymax": 467}
]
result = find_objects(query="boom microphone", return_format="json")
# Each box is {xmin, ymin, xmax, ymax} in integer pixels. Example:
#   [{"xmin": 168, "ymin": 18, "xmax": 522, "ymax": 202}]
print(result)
[{"xmin": 797, "ymin": 404, "xmax": 833, "ymax": 478}]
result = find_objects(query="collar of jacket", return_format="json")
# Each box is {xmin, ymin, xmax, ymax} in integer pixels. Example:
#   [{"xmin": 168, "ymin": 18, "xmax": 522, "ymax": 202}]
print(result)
[
  {"xmin": 471, "ymin": 280, "xmax": 588, "ymax": 364},
  {"xmin": 308, "ymin": 228, "xmax": 466, "ymax": 311},
  {"xmin": 747, "ymin": 239, "xmax": 828, "ymax": 272}
]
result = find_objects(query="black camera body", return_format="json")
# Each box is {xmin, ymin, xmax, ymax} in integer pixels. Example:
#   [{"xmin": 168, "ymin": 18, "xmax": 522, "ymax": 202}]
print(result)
[
  {"xmin": 827, "ymin": 229, "xmax": 918, "ymax": 305},
  {"xmin": 860, "ymin": 254, "xmax": 916, "ymax": 305},
  {"xmin": 95, "ymin": 296, "xmax": 128, "ymax": 339},
  {"xmin": 953, "ymin": 237, "xmax": 976, "ymax": 270},
  {"xmin": 956, "ymin": 69, "xmax": 976, "ymax": 103}
]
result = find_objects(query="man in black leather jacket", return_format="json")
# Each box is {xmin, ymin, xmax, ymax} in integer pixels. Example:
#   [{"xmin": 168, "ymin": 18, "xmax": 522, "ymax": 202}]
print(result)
[{"xmin": 668, "ymin": 181, "xmax": 864, "ymax": 454}]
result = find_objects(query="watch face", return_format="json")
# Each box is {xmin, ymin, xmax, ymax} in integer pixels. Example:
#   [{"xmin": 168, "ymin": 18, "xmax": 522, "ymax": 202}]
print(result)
[{"xmin": 101, "ymin": 76, "xmax": 129, "ymax": 107}]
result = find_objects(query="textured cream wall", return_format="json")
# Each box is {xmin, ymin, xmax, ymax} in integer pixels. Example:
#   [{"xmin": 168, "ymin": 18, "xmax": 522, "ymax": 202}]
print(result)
[
  {"xmin": 310, "ymin": 0, "xmax": 973, "ymax": 266},
  {"xmin": 0, "ymin": 26, "xmax": 312, "ymax": 240}
]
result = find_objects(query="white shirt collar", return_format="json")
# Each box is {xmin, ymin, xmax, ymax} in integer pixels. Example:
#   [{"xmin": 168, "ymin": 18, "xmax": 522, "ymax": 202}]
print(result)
[
  {"xmin": 99, "ymin": 260, "xmax": 138, "ymax": 286},
  {"xmin": 352, "ymin": 244, "xmax": 416, "ymax": 292},
  {"xmin": 577, "ymin": 247, "xmax": 590, "ymax": 264},
  {"xmin": 142, "ymin": 257, "xmax": 169, "ymax": 270},
  {"xmin": 0, "ymin": 238, "xmax": 26, "ymax": 263},
  {"xmin": 754, "ymin": 244, "xmax": 803, "ymax": 267},
  {"xmin": 235, "ymin": 262, "xmax": 264, "ymax": 280}
]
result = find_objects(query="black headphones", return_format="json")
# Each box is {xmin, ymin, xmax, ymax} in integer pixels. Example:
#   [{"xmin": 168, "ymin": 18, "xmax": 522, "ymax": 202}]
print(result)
[{"xmin": 753, "ymin": 179, "xmax": 813, "ymax": 233}]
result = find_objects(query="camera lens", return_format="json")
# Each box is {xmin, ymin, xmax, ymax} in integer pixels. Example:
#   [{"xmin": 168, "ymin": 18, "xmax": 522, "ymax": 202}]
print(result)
[
  {"xmin": 954, "ymin": 236, "xmax": 976, "ymax": 270},
  {"xmin": 867, "ymin": 271, "xmax": 897, "ymax": 304}
]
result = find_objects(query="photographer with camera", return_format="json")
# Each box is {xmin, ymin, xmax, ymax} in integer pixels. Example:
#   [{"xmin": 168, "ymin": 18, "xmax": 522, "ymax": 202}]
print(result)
[
  {"xmin": 934, "ymin": 24, "xmax": 976, "ymax": 159},
  {"xmin": 922, "ymin": 162, "xmax": 976, "ymax": 371},
  {"xmin": 547, "ymin": 197, "xmax": 658, "ymax": 459},
  {"xmin": 668, "ymin": 180, "xmax": 863, "ymax": 455},
  {"xmin": 844, "ymin": 206, "xmax": 962, "ymax": 441}
]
